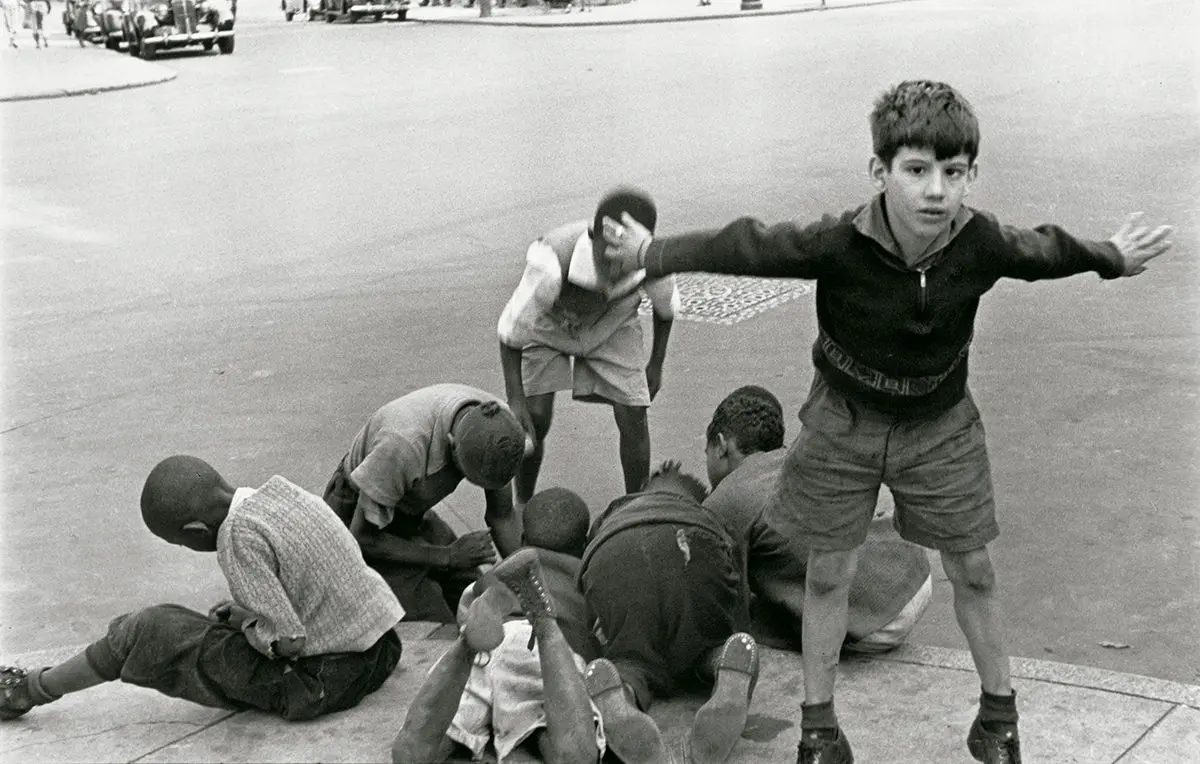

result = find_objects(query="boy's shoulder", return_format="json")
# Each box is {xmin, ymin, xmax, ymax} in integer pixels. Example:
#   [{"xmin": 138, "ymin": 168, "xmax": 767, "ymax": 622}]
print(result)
[{"xmin": 540, "ymin": 219, "xmax": 589, "ymax": 255}]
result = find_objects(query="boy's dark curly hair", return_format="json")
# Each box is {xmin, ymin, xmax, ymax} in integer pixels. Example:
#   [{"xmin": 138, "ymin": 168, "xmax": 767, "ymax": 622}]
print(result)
[
  {"xmin": 706, "ymin": 386, "xmax": 785, "ymax": 454},
  {"xmin": 871, "ymin": 80, "xmax": 980, "ymax": 166}
]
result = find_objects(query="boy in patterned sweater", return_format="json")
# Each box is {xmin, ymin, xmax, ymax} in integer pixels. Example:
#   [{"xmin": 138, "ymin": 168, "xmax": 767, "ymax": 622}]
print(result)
[
  {"xmin": 1, "ymin": 455, "xmax": 404, "ymax": 723},
  {"xmin": 602, "ymin": 81, "xmax": 1173, "ymax": 764}
]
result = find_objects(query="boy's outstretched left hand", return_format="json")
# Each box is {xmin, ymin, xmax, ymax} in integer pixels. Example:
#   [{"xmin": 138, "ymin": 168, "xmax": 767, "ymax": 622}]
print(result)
[
  {"xmin": 602, "ymin": 212, "xmax": 653, "ymax": 277},
  {"xmin": 1110, "ymin": 212, "xmax": 1173, "ymax": 276}
]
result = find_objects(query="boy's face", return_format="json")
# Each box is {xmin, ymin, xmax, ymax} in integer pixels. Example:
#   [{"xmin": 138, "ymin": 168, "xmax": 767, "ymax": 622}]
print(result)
[{"xmin": 870, "ymin": 147, "xmax": 977, "ymax": 250}]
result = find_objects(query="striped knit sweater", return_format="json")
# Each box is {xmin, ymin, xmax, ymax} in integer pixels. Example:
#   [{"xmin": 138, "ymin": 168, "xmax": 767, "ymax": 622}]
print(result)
[{"xmin": 217, "ymin": 476, "xmax": 404, "ymax": 657}]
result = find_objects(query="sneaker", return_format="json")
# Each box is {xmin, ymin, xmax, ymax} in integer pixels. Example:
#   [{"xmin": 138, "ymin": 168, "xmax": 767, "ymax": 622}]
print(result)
[
  {"xmin": 584, "ymin": 659, "xmax": 668, "ymax": 764},
  {"xmin": 796, "ymin": 728, "xmax": 853, "ymax": 764},
  {"xmin": 967, "ymin": 717, "xmax": 1022, "ymax": 764},
  {"xmin": 0, "ymin": 667, "xmax": 35, "ymax": 721},
  {"xmin": 688, "ymin": 633, "xmax": 759, "ymax": 764}
]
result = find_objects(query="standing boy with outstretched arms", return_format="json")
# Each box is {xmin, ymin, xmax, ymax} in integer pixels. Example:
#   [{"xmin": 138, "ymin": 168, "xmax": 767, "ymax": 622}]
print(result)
[{"xmin": 601, "ymin": 80, "xmax": 1173, "ymax": 764}]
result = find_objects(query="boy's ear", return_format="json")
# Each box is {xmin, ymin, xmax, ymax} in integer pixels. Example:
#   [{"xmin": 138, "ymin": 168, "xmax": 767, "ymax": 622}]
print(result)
[
  {"xmin": 964, "ymin": 162, "xmax": 979, "ymax": 195},
  {"xmin": 181, "ymin": 521, "xmax": 214, "ymax": 544},
  {"xmin": 868, "ymin": 156, "xmax": 888, "ymax": 192},
  {"xmin": 712, "ymin": 432, "xmax": 730, "ymax": 458}
]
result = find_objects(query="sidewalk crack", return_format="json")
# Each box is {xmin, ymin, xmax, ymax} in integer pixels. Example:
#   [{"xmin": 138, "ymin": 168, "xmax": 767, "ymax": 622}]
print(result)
[{"xmin": 1110, "ymin": 704, "xmax": 1178, "ymax": 763}]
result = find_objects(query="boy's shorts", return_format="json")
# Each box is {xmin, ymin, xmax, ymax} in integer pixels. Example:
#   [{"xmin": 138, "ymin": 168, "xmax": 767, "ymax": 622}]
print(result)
[
  {"xmin": 521, "ymin": 317, "xmax": 649, "ymax": 408},
  {"xmin": 768, "ymin": 374, "xmax": 999, "ymax": 553},
  {"xmin": 448, "ymin": 620, "xmax": 606, "ymax": 762}
]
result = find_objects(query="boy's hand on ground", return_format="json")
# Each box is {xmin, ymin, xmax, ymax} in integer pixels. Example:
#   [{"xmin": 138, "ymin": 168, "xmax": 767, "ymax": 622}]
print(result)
[
  {"xmin": 1110, "ymin": 212, "xmax": 1173, "ymax": 276},
  {"xmin": 448, "ymin": 530, "xmax": 498, "ymax": 570},
  {"xmin": 208, "ymin": 600, "xmax": 234, "ymax": 622},
  {"xmin": 602, "ymin": 212, "xmax": 652, "ymax": 276}
]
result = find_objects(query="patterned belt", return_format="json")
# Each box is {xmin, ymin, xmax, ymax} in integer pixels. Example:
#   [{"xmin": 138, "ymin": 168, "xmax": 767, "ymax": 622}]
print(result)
[{"xmin": 818, "ymin": 328, "xmax": 971, "ymax": 397}]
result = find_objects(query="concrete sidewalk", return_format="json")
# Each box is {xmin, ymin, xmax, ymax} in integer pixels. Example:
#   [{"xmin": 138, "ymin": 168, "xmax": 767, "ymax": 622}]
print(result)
[
  {"xmin": 0, "ymin": 37, "xmax": 176, "ymax": 103},
  {"xmin": 408, "ymin": 0, "xmax": 910, "ymax": 27},
  {"xmin": 2, "ymin": 622, "xmax": 1196, "ymax": 763}
]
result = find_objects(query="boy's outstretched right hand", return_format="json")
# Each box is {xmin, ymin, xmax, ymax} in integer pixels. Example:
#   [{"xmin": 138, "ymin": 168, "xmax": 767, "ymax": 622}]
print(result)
[
  {"xmin": 448, "ymin": 530, "xmax": 498, "ymax": 570},
  {"xmin": 1110, "ymin": 212, "xmax": 1173, "ymax": 276},
  {"xmin": 602, "ymin": 212, "xmax": 653, "ymax": 277}
]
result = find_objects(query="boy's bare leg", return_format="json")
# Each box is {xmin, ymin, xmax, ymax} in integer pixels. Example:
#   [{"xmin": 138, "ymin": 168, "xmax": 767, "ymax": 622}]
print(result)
[
  {"xmin": 801, "ymin": 548, "xmax": 857, "ymax": 705},
  {"xmin": 612, "ymin": 404, "xmax": 650, "ymax": 494},
  {"xmin": 530, "ymin": 614, "xmax": 601, "ymax": 764},
  {"xmin": 940, "ymin": 547, "xmax": 1012, "ymax": 694},
  {"xmin": 39, "ymin": 653, "xmax": 108, "ymax": 696},
  {"xmin": 391, "ymin": 637, "xmax": 474, "ymax": 764},
  {"xmin": 515, "ymin": 393, "xmax": 555, "ymax": 504}
]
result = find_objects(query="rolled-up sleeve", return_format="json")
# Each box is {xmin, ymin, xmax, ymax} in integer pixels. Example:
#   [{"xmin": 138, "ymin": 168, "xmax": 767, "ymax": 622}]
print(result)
[
  {"xmin": 642, "ymin": 275, "xmax": 680, "ymax": 320},
  {"xmin": 498, "ymin": 240, "xmax": 562, "ymax": 347}
]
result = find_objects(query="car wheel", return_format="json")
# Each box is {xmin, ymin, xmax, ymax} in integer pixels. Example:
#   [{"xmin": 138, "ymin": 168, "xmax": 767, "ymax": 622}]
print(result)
[
  {"xmin": 395, "ymin": 8, "xmax": 406, "ymax": 19},
  {"xmin": 217, "ymin": 34, "xmax": 233, "ymax": 53},
  {"xmin": 324, "ymin": 11, "xmax": 335, "ymax": 21},
  {"xmin": 372, "ymin": 12, "xmax": 381, "ymax": 20},
  {"xmin": 202, "ymin": 39, "xmax": 214, "ymax": 50},
  {"xmin": 140, "ymin": 40, "xmax": 157, "ymax": 59},
  {"xmin": 285, "ymin": 9, "xmax": 294, "ymax": 19}
]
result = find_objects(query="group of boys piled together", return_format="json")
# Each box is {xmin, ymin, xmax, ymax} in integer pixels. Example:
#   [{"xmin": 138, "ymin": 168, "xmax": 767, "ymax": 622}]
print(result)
[{"xmin": 1, "ymin": 80, "xmax": 1172, "ymax": 764}]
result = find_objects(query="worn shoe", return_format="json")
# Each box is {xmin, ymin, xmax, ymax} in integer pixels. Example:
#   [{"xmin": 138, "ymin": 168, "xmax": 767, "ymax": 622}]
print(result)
[
  {"xmin": 796, "ymin": 728, "xmax": 853, "ymax": 764},
  {"xmin": 491, "ymin": 548, "xmax": 555, "ymax": 623},
  {"xmin": 967, "ymin": 717, "xmax": 1022, "ymax": 764},
  {"xmin": 0, "ymin": 667, "xmax": 36, "ymax": 721},
  {"xmin": 584, "ymin": 658, "xmax": 668, "ymax": 764},
  {"xmin": 688, "ymin": 632, "xmax": 759, "ymax": 764}
]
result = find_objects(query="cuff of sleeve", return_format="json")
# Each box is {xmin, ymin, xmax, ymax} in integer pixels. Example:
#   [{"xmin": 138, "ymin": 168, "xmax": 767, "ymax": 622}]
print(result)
[{"xmin": 1098, "ymin": 241, "xmax": 1126, "ymax": 279}]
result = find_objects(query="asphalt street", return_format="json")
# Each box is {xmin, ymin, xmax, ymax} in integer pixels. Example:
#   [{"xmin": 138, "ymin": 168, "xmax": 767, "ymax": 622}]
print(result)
[{"xmin": 1, "ymin": 0, "xmax": 1196, "ymax": 691}]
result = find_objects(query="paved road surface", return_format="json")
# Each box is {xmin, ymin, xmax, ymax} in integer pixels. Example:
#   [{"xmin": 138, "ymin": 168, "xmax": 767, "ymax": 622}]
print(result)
[{"xmin": 2, "ymin": 0, "xmax": 1197, "ymax": 687}]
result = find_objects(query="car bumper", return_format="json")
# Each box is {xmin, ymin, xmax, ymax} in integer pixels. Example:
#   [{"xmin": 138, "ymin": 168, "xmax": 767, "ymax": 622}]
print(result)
[
  {"xmin": 347, "ymin": 3, "xmax": 406, "ymax": 12},
  {"xmin": 142, "ymin": 28, "xmax": 233, "ymax": 43}
]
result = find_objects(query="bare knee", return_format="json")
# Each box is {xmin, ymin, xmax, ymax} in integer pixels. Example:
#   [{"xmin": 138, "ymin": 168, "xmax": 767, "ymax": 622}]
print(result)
[
  {"xmin": 942, "ymin": 547, "xmax": 995, "ymax": 595},
  {"xmin": 806, "ymin": 549, "xmax": 857, "ymax": 598}
]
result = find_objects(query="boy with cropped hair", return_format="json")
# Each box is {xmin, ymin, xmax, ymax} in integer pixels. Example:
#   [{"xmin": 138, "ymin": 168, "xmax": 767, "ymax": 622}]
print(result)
[
  {"xmin": 324, "ymin": 383, "xmax": 527, "ymax": 623},
  {"xmin": 703, "ymin": 385, "xmax": 932, "ymax": 656},
  {"xmin": 1, "ymin": 456, "xmax": 404, "ymax": 723},
  {"xmin": 498, "ymin": 187, "xmax": 680, "ymax": 506},
  {"xmin": 602, "ymin": 80, "xmax": 1173, "ymax": 764},
  {"xmin": 393, "ymin": 488, "xmax": 667, "ymax": 764}
]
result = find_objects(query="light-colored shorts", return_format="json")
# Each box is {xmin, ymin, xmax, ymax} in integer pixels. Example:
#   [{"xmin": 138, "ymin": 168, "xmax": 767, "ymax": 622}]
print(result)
[
  {"xmin": 522, "ymin": 318, "xmax": 649, "ymax": 407},
  {"xmin": 774, "ymin": 374, "xmax": 999, "ymax": 553},
  {"xmin": 448, "ymin": 620, "xmax": 606, "ymax": 762},
  {"xmin": 843, "ymin": 574, "xmax": 933, "ymax": 653}
]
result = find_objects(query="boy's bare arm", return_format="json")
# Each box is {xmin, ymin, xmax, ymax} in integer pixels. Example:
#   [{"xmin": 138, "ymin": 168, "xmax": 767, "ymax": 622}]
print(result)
[
  {"xmin": 484, "ymin": 485, "xmax": 522, "ymax": 558},
  {"xmin": 499, "ymin": 342, "xmax": 536, "ymax": 442}
]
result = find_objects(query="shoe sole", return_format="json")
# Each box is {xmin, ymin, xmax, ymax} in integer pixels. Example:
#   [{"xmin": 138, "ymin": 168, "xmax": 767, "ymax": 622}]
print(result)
[
  {"xmin": 688, "ymin": 634, "xmax": 757, "ymax": 764},
  {"xmin": 584, "ymin": 659, "xmax": 668, "ymax": 764}
]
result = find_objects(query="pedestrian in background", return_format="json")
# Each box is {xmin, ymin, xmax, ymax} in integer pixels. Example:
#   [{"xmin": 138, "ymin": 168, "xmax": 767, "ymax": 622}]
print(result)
[
  {"xmin": 27, "ymin": 0, "xmax": 48, "ymax": 47},
  {"xmin": 1, "ymin": 0, "xmax": 20, "ymax": 47}
]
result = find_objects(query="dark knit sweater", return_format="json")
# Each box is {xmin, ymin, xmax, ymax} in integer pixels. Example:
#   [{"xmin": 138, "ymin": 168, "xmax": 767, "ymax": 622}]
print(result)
[{"xmin": 644, "ymin": 197, "xmax": 1125, "ymax": 417}]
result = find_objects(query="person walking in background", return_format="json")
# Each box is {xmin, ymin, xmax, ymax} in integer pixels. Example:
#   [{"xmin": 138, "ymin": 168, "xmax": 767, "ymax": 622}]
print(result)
[
  {"xmin": 27, "ymin": 0, "xmax": 47, "ymax": 47},
  {"xmin": 1, "ymin": 0, "xmax": 20, "ymax": 47}
]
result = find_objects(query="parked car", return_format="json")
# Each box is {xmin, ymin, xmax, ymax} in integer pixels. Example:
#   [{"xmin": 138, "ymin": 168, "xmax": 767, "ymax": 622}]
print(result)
[
  {"xmin": 71, "ymin": 0, "xmax": 106, "ymax": 46},
  {"xmin": 97, "ymin": 0, "xmax": 130, "ymax": 49},
  {"xmin": 310, "ymin": 0, "xmax": 408, "ymax": 23},
  {"xmin": 124, "ymin": 0, "xmax": 234, "ymax": 59}
]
